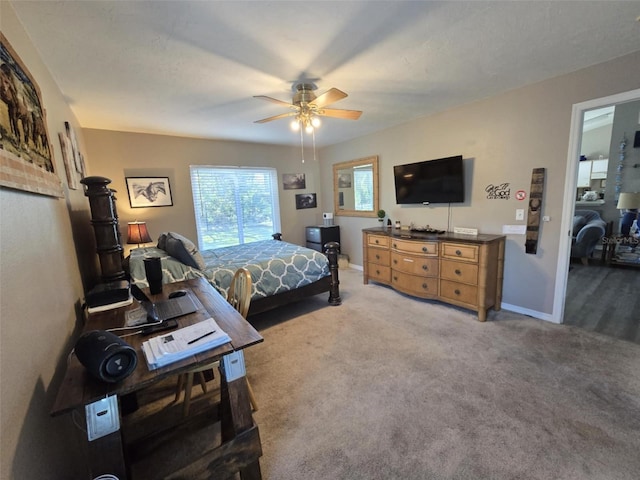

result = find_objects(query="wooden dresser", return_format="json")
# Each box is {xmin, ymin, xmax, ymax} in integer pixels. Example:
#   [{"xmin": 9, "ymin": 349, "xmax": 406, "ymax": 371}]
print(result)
[{"xmin": 362, "ymin": 228, "xmax": 505, "ymax": 321}]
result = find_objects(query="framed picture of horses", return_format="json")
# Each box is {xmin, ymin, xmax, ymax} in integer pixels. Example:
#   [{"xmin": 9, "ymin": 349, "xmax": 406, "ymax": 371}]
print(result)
[
  {"xmin": 0, "ymin": 32, "xmax": 63, "ymax": 198},
  {"xmin": 125, "ymin": 176, "xmax": 173, "ymax": 208}
]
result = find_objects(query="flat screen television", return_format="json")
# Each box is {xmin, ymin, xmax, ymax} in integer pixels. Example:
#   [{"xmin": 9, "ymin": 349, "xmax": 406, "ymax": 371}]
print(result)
[{"xmin": 393, "ymin": 155, "xmax": 464, "ymax": 204}]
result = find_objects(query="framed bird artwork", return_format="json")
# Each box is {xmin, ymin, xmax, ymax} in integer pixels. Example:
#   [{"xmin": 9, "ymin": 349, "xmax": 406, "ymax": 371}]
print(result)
[{"xmin": 125, "ymin": 176, "xmax": 173, "ymax": 208}]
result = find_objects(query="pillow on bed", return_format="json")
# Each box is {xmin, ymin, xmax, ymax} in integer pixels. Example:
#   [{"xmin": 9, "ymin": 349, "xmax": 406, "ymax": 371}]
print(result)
[
  {"xmin": 165, "ymin": 232, "xmax": 206, "ymax": 270},
  {"xmin": 157, "ymin": 232, "xmax": 168, "ymax": 251}
]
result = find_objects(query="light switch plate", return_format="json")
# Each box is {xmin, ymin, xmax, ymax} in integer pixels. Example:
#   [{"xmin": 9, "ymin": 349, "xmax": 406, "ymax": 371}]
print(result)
[
  {"xmin": 516, "ymin": 209, "xmax": 525, "ymax": 221},
  {"xmin": 86, "ymin": 395, "xmax": 120, "ymax": 441}
]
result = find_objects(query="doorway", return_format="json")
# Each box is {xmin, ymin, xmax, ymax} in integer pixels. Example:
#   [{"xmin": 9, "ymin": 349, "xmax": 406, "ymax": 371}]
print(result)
[{"xmin": 555, "ymin": 88, "xmax": 640, "ymax": 339}]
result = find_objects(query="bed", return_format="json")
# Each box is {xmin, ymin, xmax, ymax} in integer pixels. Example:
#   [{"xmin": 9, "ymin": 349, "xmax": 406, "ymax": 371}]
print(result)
[{"xmin": 128, "ymin": 232, "xmax": 341, "ymax": 316}]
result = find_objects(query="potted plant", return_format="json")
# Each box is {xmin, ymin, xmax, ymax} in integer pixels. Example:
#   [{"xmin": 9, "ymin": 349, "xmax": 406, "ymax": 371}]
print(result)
[{"xmin": 377, "ymin": 209, "xmax": 386, "ymax": 228}]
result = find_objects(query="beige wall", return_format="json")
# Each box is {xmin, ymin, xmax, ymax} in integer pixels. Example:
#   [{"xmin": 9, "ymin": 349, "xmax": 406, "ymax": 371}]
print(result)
[
  {"xmin": 82, "ymin": 129, "xmax": 325, "ymax": 255},
  {"xmin": 1, "ymin": 3, "xmax": 93, "ymax": 478},
  {"xmin": 2, "ymin": 0, "xmax": 639, "ymax": 475},
  {"xmin": 320, "ymin": 51, "xmax": 640, "ymax": 318}
]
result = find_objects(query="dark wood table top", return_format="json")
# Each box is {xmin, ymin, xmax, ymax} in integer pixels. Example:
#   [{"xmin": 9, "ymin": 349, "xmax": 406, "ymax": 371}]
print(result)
[{"xmin": 51, "ymin": 277, "xmax": 264, "ymax": 416}]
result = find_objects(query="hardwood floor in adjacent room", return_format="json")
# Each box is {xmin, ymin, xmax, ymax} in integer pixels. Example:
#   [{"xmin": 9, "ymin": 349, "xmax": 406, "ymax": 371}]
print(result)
[{"xmin": 564, "ymin": 260, "xmax": 640, "ymax": 344}]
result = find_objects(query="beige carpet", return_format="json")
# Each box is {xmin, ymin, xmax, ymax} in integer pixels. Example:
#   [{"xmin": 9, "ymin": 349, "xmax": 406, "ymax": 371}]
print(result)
[
  {"xmin": 131, "ymin": 268, "xmax": 640, "ymax": 479},
  {"xmin": 241, "ymin": 268, "xmax": 640, "ymax": 480}
]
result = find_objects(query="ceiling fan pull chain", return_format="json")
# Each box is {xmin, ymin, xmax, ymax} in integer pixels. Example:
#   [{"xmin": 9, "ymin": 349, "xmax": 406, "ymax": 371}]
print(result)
[
  {"xmin": 312, "ymin": 128, "xmax": 317, "ymax": 162},
  {"xmin": 300, "ymin": 125, "xmax": 305, "ymax": 163}
]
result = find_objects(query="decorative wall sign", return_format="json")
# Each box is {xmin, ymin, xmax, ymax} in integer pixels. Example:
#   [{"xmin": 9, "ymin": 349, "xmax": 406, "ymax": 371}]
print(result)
[
  {"xmin": 282, "ymin": 173, "xmax": 306, "ymax": 190},
  {"xmin": 125, "ymin": 176, "xmax": 173, "ymax": 208},
  {"xmin": 58, "ymin": 133, "xmax": 78, "ymax": 189},
  {"xmin": 525, "ymin": 168, "xmax": 545, "ymax": 254},
  {"xmin": 485, "ymin": 183, "xmax": 510, "ymax": 200},
  {"xmin": 295, "ymin": 193, "xmax": 317, "ymax": 209},
  {"xmin": 0, "ymin": 32, "xmax": 63, "ymax": 197},
  {"xmin": 515, "ymin": 190, "xmax": 526, "ymax": 201}
]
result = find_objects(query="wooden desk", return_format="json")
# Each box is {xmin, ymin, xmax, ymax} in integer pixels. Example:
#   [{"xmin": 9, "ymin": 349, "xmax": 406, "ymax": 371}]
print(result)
[{"xmin": 51, "ymin": 278, "xmax": 264, "ymax": 479}]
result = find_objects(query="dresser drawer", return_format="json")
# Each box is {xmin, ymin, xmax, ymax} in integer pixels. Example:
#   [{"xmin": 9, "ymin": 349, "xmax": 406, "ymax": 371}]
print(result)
[
  {"xmin": 367, "ymin": 248, "xmax": 390, "ymax": 266},
  {"xmin": 441, "ymin": 243, "xmax": 479, "ymax": 262},
  {"xmin": 439, "ymin": 280, "xmax": 478, "ymax": 306},
  {"xmin": 391, "ymin": 238, "xmax": 438, "ymax": 255},
  {"xmin": 440, "ymin": 259, "xmax": 478, "ymax": 285},
  {"xmin": 367, "ymin": 234, "xmax": 389, "ymax": 248},
  {"xmin": 391, "ymin": 252, "xmax": 438, "ymax": 277},
  {"xmin": 367, "ymin": 263, "xmax": 391, "ymax": 283},
  {"xmin": 392, "ymin": 270, "xmax": 438, "ymax": 298}
]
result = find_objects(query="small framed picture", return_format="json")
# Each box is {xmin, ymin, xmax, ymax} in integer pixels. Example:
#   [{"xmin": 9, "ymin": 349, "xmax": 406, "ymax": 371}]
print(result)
[
  {"xmin": 295, "ymin": 193, "xmax": 317, "ymax": 209},
  {"xmin": 338, "ymin": 174, "xmax": 352, "ymax": 188},
  {"xmin": 282, "ymin": 173, "xmax": 306, "ymax": 190},
  {"xmin": 125, "ymin": 177, "xmax": 173, "ymax": 208}
]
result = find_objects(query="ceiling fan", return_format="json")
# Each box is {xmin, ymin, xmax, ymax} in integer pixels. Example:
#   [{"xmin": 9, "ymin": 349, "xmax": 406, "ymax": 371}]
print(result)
[{"xmin": 254, "ymin": 83, "xmax": 362, "ymax": 132}]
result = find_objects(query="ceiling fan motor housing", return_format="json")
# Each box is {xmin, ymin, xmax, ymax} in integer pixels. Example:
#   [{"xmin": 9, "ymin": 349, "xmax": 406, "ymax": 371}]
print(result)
[{"xmin": 293, "ymin": 83, "xmax": 317, "ymax": 106}]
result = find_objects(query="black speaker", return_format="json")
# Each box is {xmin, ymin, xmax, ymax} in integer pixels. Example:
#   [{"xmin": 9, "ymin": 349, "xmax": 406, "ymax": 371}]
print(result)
[{"xmin": 74, "ymin": 330, "xmax": 138, "ymax": 383}]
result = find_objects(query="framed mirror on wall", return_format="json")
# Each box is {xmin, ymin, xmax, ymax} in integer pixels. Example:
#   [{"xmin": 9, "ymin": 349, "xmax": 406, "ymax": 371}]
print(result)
[{"xmin": 333, "ymin": 155, "xmax": 379, "ymax": 217}]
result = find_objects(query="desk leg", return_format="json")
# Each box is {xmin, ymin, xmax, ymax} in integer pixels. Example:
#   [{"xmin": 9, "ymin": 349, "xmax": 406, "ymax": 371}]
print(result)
[
  {"xmin": 220, "ymin": 351, "xmax": 262, "ymax": 480},
  {"xmin": 80, "ymin": 412, "xmax": 127, "ymax": 480}
]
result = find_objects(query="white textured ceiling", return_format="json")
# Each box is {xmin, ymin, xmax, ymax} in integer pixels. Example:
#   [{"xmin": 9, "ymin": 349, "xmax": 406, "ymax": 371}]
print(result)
[{"xmin": 9, "ymin": 1, "xmax": 640, "ymax": 147}]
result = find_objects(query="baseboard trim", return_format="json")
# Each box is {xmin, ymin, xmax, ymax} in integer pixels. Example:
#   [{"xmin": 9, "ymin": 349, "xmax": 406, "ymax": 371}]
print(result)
[{"xmin": 353, "ymin": 265, "xmax": 556, "ymax": 323}]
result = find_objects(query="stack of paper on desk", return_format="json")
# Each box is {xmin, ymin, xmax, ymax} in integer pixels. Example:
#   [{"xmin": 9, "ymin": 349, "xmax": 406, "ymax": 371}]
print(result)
[{"xmin": 142, "ymin": 317, "xmax": 231, "ymax": 370}]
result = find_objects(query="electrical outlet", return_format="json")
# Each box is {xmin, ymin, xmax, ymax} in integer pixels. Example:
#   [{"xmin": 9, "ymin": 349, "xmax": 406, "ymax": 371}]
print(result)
[
  {"xmin": 222, "ymin": 350, "xmax": 246, "ymax": 381},
  {"xmin": 516, "ymin": 209, "xmax": 525, "ymax": 221},
  {"xmin": 85, "ymin": 395, "xmax": 120, "ymax": 441}
]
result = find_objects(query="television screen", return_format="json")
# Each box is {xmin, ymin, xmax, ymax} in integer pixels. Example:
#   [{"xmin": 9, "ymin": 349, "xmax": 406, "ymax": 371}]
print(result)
[{"xmin": 393, "ymin": 155, "xmax": 464, "ymax": 204}]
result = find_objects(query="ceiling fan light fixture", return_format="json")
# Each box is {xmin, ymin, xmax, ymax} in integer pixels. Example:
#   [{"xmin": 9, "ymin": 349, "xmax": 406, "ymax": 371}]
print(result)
[
  {"xmin": 305, "ymin": 123, "xmax": 314, "ymax": 134},
  {"xmin": 311, "ymin": 116, "xmax": 321, "ymax": 128},
  {"xmin": 290, "ymin": 119, "xmax": 301, "ymax": 131}
]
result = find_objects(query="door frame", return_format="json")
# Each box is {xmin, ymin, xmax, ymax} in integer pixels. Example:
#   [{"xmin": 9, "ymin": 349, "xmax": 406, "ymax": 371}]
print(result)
[{"xmin": 553, "ymin": 88, "xmax": 640, "ymax": 323}]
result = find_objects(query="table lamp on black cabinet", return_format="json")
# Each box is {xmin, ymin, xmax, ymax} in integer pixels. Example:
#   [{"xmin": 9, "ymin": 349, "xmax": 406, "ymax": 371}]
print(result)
[{"xmin": 127, "ymin": 221, "xmax": 152, "ymax": 248}]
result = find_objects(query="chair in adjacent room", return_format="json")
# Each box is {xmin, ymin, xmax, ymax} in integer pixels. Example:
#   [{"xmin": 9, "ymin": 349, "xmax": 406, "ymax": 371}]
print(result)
[
  {"xmin": 175, "ymin": 268, "xmax": 258, "ymax": 416},
  {"xmin": 570, "ymin": 209, "xmax": 607, "ymax": 265}
]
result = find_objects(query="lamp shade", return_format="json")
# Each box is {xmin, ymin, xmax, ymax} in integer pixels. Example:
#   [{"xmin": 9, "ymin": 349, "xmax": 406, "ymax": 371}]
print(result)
[
  {"xmin": 127, "ymin": 221, "xmax": 152, "ymax": 245},
  {"xmin": 616, "ymin": 192, "xmax": 640, "ymax": 210}
]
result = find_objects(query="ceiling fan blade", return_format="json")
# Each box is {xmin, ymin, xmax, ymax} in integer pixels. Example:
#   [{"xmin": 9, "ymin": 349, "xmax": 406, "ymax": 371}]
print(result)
[
  {"xmin": 311, "ymin": 88, "xmax": 348, "ymax": 108},
  {"xmin": 254, "ymin": 112, "xmax": 297, "ymax": 124},
  {"xmin": 254, "ymin": 95, "xmax": 296, "ymax": 109},
  {"xmin": 318, "ymin": 108, "xmax": 362, "ymax": 120}
]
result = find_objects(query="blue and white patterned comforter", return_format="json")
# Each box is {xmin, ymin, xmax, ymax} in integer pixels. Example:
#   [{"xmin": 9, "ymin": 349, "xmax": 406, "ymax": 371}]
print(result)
[{"xmin": 129, "ymin": 240, "xmax": 330, "ymax": 301}]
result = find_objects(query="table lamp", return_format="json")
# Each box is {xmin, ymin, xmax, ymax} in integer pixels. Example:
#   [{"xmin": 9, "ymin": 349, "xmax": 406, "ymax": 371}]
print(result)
[
  {"xmin": 127, "ymin": 221, "xmax": 152, "ymax": 248},
  {"xmin": 616, "ymin": 192, "xmax": 640, "ymax": 236}
]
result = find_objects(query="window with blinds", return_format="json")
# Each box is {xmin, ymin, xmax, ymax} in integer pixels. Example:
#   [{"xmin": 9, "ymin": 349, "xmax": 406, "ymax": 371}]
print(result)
[{"xmin": 190, "ymin": 166, "xmax": 281, "ymax": 249}]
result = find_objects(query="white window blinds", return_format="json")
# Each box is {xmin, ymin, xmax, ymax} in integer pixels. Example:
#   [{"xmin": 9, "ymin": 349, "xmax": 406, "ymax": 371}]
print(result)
[{"xmin": 190, "ymin": 166, "xmax": 281, "ymax": 249}]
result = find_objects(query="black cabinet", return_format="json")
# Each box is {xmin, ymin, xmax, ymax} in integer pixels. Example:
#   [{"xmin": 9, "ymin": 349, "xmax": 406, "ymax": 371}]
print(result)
[{"xmin": 305, "ymin": 225, "xmax": 340, "ymax": 253}]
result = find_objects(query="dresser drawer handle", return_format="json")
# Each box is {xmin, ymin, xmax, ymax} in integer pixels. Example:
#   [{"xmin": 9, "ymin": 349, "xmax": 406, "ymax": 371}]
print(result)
[
  {"xmin": 455, "ymin": 269, "xmax": 461, "ymax": 275},
  {"xmin": 376, "ymin": 269, "xmax": 381, "ymax": 275},
  {"xmin": 375, "ymin": 239, "xmax": 379, "ymax": 244},
  {"xmin": 392, "ymin": 243, "xmax": 397, "ymax": 248},
  {"xmin": 454, "ymin": 289, "xmax": 461, "ymax": 295},
  {"xmin": 455, "ymin": 250, "xmax": 462, "ymax": 256},
  {"xmin": 393, "ymin": 259, "xmax": 398, "ymax": 264},
  {"xmin": 376, "ymin": 254, "xmax": 381, "ymax": 260},
  {"xmin": 422, "ymin": 283, "xmax": 428, "ymax": 290},
  {"xmin": 422, "ymin": 246, "xmax": 428, "ymax": 252},
  {"xmin": 393, "ymin": 276, "xmax": 398, "ymax": 281},
  {"xmin": 422, "ymin": 265, "xmax": 429, "ymax": 271}
]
